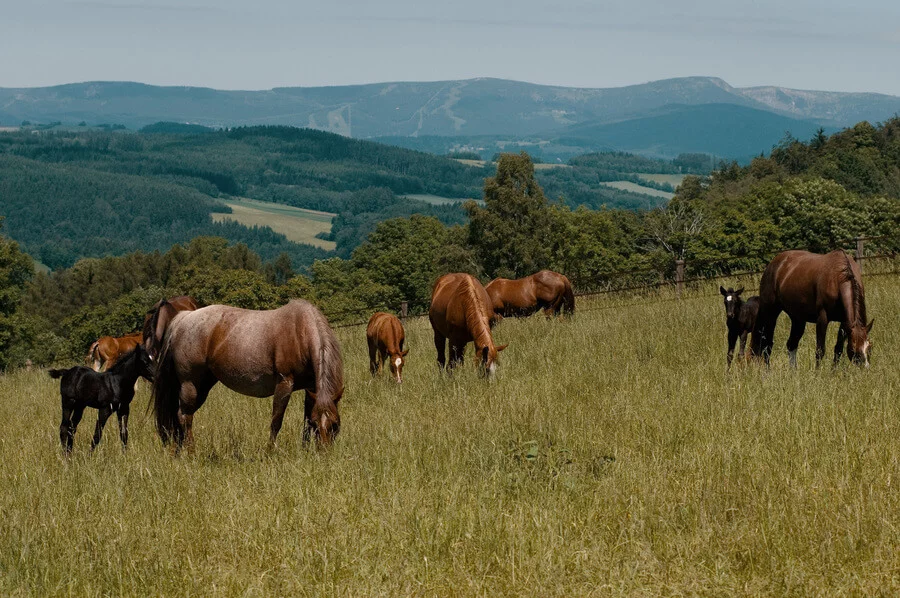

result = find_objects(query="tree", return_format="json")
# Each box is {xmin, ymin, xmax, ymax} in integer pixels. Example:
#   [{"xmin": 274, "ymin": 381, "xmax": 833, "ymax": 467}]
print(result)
[
  {"xmin": 466, "ymin": 152, "xmax": 553, "ymax": 278},
  {"xmin": 0, "ymin": 219, "xmax": 36, "ymax": 369}
]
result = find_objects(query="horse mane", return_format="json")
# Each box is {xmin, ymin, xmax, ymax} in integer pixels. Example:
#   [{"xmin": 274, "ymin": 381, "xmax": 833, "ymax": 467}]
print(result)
[
  {"xmin": 841, "ymin": 251, "xmax": 867, "ymax": 327},
  {"xmin": 313, "ymin": 306, "xmax": 344, "ymax": 402},
  {"xmin": 455, "ymin": 276, "xmax": 492, "ymax": 346},
  {"xmin": 143, "ymin": 300, "xmax": 163, "ymax": 343}
]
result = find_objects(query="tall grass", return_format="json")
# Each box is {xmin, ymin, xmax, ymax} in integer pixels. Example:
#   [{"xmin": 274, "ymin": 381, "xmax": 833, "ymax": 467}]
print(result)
[{"xmin": 1, "ymin": 277, "xmax": 898, "ymax": 595}]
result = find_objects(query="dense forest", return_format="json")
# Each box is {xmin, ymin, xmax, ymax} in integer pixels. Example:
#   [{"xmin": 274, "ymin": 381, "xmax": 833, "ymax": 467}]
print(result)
[
  {"xmin": 0, "ymin": 125, "xmax": 697, "ymax": 268},
  {"xmin": 1, "ymin": 118, "xmax": 898, "ymax": 370}
]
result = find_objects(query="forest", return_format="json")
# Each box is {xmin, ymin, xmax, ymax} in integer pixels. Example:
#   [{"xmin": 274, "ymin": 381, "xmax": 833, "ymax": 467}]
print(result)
[{"xmin": 1, "ymin": 118, "xmax": 898, "ymax": 369}]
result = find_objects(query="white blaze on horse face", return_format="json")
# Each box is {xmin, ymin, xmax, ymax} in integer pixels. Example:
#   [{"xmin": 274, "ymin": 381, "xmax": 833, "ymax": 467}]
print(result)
[
  {"xmin": 394, "ymin": 357, "xmax": 402, "ymax": 368},
  {"xmin": 488, "ymin": 361, "xmax": 497, "ymax": 377},
  {"xmin": 726, "ymin": 296, "xmax": 733, "ymax": 302}
]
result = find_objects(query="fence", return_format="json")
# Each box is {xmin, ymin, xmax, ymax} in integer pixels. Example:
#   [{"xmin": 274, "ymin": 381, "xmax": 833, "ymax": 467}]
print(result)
[{"xmin": 321, "ymin": 235, "xmax": 899, "ymax": 329}]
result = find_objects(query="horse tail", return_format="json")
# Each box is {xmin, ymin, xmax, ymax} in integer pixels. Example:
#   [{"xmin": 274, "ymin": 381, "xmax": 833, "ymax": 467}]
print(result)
[
  {"xmin": 48, "ymin": 368, "xmax": 70, "ymax": 379},
  {"xmin": 561, "ymin": 278, "xmax": 576, "ymax": 315},
  {"xmin": 87, "ymin": 341, "xmax": 100, "ymax": 368},
  {"xmin": 151, "ymin": 336, "xmax": 182, "ymax": 445}
]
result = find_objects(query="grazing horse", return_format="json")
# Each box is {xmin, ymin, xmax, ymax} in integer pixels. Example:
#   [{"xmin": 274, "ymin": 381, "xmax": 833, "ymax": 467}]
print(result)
[
  {"xmin": 720, "ymin": 286, "xmax": 760, "ymax": 367},
  {"xmin": 429, "ymin": 273, "xmax": 508, "ymax": 376},
  {"xmin": 750, "ymin": 250, "xmax": 873, "ymax": 367},
  {"xmin": 87, "ymin": 331, "xmax": 143, "ymax": 371},
  {"xmin": 50, "ymin": 345, "xmax": 155, "ymax": 454},
  {"xmin": 485, "ymin": 270, "xmax": 575, "ymax": 323},
  {"xmin": 366, "ymin": 312, "xmax": 408, "ymax": 383},
  {"xmin": 142, "ymin": 295, "xmax": 200, "ymax": 361},
  {"xmin": 149, "ymin": 299, "xmax": 343, "ymax": 450}
]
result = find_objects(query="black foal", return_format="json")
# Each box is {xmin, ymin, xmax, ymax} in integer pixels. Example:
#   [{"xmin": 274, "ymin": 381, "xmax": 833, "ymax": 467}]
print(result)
[
  {"xmin": 49, "ymin": 345, "xmax": 154, "ymax": 454},
  {"xmin": 720, "ymin": 286, "xmax": 760, "ymax": 368}
]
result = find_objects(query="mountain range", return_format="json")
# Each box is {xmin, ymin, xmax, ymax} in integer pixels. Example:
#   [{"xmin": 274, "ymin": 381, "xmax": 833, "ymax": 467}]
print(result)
[{"xmin": 3, "ymin": 77, "xmax": 899, "ymax": 160}]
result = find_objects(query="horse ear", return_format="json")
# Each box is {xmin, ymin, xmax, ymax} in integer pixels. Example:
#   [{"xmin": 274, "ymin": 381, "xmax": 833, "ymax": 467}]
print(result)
[
  {"xmin": 400, "ymin": 349, "xmax": 409, "ymax": 357},
  {"xmin": 496, "ymin": 343, "xmax": 509, "ymax": 352},
  {"xmin": 736, "ymin": 287, "xmax": 744, "ymax": 296},
  {"xmin": 720, "ymin": 286, "xmax": 727, "ymax": 296},
  {"xmin": 867, "ymin": 319, "xmax": 874, "ymax": 333}
]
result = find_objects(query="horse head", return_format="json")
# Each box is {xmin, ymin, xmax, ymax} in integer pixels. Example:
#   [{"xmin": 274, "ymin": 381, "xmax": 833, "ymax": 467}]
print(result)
[
  {"xmin": 478, "ymin": 343, "xmax": 508, "ymax": 378},
  {"xmin": 307, "ymin": 389, "xmax": 342, "ymax": 447},
  {"xmin": 847, "ymin": 319, "xmax": 874, "ymax": 367},
  {"xmin": 720, "ymin": 286, "xmax": 744, "ymax": 320},
  {"xmin": 135, "ymin": 344, "xmax": 155, "ymax": 382},
  {"xmin": 388, "ymin": 349, "xmax": 409, "ymax": 384}
]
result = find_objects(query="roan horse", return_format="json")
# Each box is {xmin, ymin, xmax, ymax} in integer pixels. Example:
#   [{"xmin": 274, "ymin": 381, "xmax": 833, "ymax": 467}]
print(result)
[
  {"xmin": 720, "ymin": 286, "xmax": 760, "ymax": 368},
  {"xmin": 429, "ymin": 273, "xmax": 507, "ymax": 376},
  {"xmin": 142, "ymin": 295, "xmax": 200, "ymax": 361},
  {"xmin": 148, "ymin": 299, "xmax": 343, "ymax": 450},
  {"xmin": 750, "ymin": 250, "xmax": 873, "ymax": 367},
  {"xmin": 50, "ymin": 345, "xmax": 155, "ymax": 454},
  {"xmin": 485, "ymin": 270, "xmax": 575, "ymax": 323},
  {"xmin": 87, "ymin": 331, "xmax": 143, "ymax": 371},
  {"xmin": 366, "ymin": 312, "xmax": 408, "ymax": 383}
]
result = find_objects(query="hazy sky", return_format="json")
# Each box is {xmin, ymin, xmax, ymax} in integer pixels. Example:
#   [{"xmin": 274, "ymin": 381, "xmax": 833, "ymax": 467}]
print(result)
[{"xmin": 3, "ymin": 0, "xmax": 899, "ymax": 94}]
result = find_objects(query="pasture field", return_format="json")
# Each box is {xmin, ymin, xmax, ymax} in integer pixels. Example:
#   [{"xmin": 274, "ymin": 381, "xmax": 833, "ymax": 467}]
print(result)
[
  {"xmin": 601, "ymin": 181, "xmax": 674, "ymax": 200},
  {"xmin": 211, "ymin": 198, "xmax": 336, "ymax": 250},
  {"xmin": 402, "ymin": 193, "xmax": 482, "ymax": 206},
  {"xmin": 628, "ymin": 173, "xmax": 687, "ymax": 187},
  {"xmin": 1, "ymin": 275, "xmax": 899, "ymax": 595},
  {"xmin": 453, "ymin": 158, "xmax": 569, "ymax": 170}
]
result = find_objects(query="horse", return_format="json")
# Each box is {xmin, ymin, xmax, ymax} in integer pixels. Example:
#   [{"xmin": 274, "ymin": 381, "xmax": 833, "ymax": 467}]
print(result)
[
  {"xmin": 485, "ymin": 270, "xmax": 575, "ymax": 324},
  {"xmin": 50, "ymin": 345, "xmax": 155, "ymax": 454},
  {"xmin": 87, "ymin": 331, "xmax": 143, "ymax": 371},
  {"xmin": 750, "ymin": 250, "xmax": 873, "ymax": 368},
  {"xmin": 149, "ymin": 299, "xmax": 343, "ymax": 451},
  {"xmin": 366, "ymin": 312, "xmax": 408, "ymax": 383},
  {"xmin": 720, "ymin": 286, "xmax": 760, "ymax": 368},
  {"xmin": 429, "ymin": 273, "xmax": 507, "ymax": 376},
  {"xmin": 142, "ymin": 295, "xmax": 200, "ymax": 361}
]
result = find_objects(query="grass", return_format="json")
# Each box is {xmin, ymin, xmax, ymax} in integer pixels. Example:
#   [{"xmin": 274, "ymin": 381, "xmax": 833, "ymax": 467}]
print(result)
[
  {"xmin": 211, "ymin": 197, "xmax": 336, "ymax": 250},
  {"xmin": 601, "ymin": 181, "xmax": 674, "ymax": 199},
  {"xmin": 402, "ymin": 193, "xmax": 482, "ymax": 206},
  {"xmin": 628, "ymin": 173, "xmax": 687, "ymax": 187},
  {"xmin": 1, "ymin": 275, "xmax": 899, "ymax": 595}
]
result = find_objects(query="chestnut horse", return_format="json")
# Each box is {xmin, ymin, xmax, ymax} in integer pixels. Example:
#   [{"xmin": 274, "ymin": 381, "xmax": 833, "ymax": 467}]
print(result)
[
  {"xmin": 485, "ymin": 270, "xmax": 575, "ymax": 322},
  {"xmin": 87, "ymin": 331, "xmax": 143, "ymax": 371},
  {"xmin": 429, "ymin": 273, "xmax": 507, "ymax": 376},
  {"xmin": 149, "ymin": 299, "xmax": 343, "ymax": 450},
  {"xmin": 366, "ymin": 312, "xmax": 408, "ymax": 383},
  {"xmin": 142, "ymin": 295, "xmax": 200, "ymax": 360},
  {"xmin": 750, "ymin": 250, "xmax": 873, "ymax": 367}
]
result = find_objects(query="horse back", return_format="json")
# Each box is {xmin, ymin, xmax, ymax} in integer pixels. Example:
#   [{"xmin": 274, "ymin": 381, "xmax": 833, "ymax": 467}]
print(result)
[
  {"xmin": 430, "ymin": 273, "xmax": 493, "ymax": 339},
  {"xmin": 763, "ymin": 250, "xmax": 853, "ymax": 321},
  {"xmin": 367, "ymin": 312, "xmax": 404, "ymax": 353}
]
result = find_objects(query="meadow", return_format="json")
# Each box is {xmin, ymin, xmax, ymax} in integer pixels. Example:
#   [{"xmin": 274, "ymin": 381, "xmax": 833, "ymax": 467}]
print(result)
[
  {"xmin": 210, "ymin": 198, "xmax": 336, "ymax": 250},
  {"xmin": 600, "ymin": 181, "xmax": 674, "ymax": 200},
  {"xmin": 1, "ymin": 274, "xmax": 898, "ymax": 595}
]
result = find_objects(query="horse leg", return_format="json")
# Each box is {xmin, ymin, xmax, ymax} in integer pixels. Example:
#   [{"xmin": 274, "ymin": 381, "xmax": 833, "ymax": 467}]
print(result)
[
  {"xmin": 449, "ymin": 341, "xmax": 465, "ymax": 370},
  {"xmin": 726, "ymin": 329, "xmax": 738, "ymax": 369},
  {"xmin": 91, "ymin": 407, "xmax": 113, "ymax": 451},
  {"xmin": 833, "ymin": 324, "xmax": 848, "ymax": 367},
  {"xmin": 434, "ymin": 330, "xmax": 447, "ymax": 370},
  {"xmin": 117, "ymin": 405, "xmax": 130, "ymax": 450},
  {"xmin": 786, "ymin": 318, "xmax": 806, "ymax": 368},
  {"xmin": 815, "ymin": 312, "xmax": 829, "ymax": 369},
  {"xmin": 59, "ymin": 404, "xmax": 77, "ymax": 454},
  {"xmin": 303, "ymin": 390, "xmax": 315, "ymax": 444},
  {"xmin": 177, "ymin": 378, "xmax": 212, "ymax": 455},
  {"xmin": 738, "ymin": 331, "xmax": 748, "ymax": 361},
  {"xmin": 368, "ymin": 341, "xmax": 379, "ymax": 377},
  {"xmin": 268, "ymin": 377, "xmax": 293, "ymax": 450}
]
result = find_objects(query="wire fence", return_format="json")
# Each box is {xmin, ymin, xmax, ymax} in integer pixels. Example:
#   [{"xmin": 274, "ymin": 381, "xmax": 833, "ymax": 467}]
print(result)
[{"xmin": 321, "ymin": 236, "xmax": 900, "ymax": 330}]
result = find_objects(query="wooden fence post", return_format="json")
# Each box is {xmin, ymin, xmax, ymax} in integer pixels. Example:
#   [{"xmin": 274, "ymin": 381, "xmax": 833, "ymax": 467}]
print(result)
[
  {"xmin": 400, "ymin": 301, "xmax": 408, "ymax": 321},
  {"xmin": 856, "ymin": 236, "xmax": 865, "ymax": 273},
  {"xmin": 675, "ymin": 259, "xmax": 685, "ymax": 298}
]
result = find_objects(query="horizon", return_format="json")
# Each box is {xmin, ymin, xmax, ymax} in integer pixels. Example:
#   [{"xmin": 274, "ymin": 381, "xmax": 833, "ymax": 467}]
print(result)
[
  {"xmin": 3, "ymin": 75, "xmax": 899, "ymax": 98},
  {"xmin": 3, "ymin": 0, "xmax": 899, "ymax": 96}
]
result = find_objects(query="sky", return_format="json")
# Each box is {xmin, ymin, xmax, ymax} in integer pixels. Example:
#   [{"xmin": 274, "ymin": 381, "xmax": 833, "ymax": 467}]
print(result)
[{"xmin": 2, "ymin": 0, "xmax": 899, "ymax": 95}]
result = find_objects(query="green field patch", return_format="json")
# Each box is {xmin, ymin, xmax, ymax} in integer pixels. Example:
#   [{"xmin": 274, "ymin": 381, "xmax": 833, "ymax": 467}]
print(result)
[
  {"xmin": 629, "ymin": 173, "xmax": 687, "ymax": 187},
  {"xmin": 403, "ymin": 193, "xmax": 483, "ymax": 206},
  {"xmin": 212, "ymin": 198, "xmax": 336, "ymax": 250},
  {"xmin": 601, "ymin": 181, "xmax": 675, "ymax": 199}
]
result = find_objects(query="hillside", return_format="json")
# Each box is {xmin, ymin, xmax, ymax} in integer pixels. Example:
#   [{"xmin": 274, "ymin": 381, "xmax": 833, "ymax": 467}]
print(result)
[{"xmin": 3, "ymin": 77, "xmax": 899, "ymax": 160}]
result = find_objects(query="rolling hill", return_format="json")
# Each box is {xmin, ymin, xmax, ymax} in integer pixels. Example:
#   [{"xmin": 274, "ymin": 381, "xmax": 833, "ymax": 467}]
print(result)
[{"xmin": 3, "ymin": 77, "xmax": 899, "ymax": 160}]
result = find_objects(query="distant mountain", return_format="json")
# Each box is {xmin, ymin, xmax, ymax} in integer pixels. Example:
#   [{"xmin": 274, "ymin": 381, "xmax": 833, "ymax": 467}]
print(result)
[
  {"xmin": 556, "ymin": 103, "xmax": 837, "ymax": 160},
  {"xmin": 2, "ymin": 77, "xmax": 898, "ymax": 159}
]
